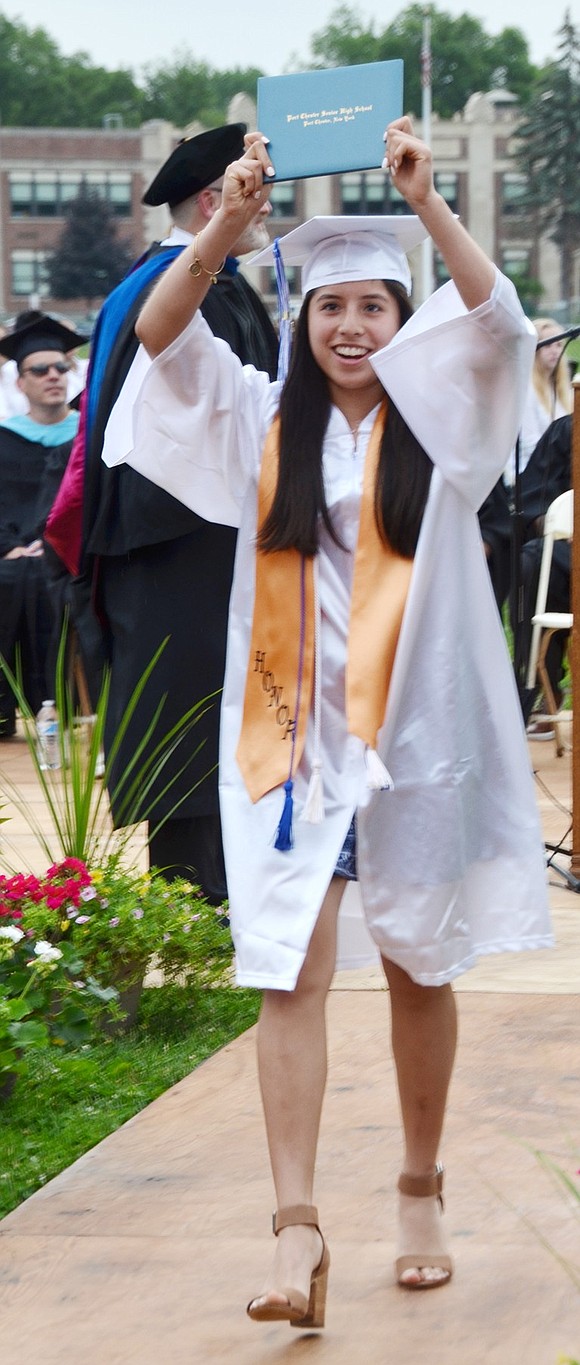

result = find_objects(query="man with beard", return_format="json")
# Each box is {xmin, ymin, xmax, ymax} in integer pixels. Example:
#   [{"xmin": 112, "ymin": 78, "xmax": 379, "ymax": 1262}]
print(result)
[{"xmin": 45, "ymin": 124, "xmax": 277, "ymax": 901}]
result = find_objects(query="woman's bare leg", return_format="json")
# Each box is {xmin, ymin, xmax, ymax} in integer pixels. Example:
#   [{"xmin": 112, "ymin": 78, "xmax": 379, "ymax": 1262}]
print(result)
[
  {"xmin": 249, "ymin": 876, "xmax": 345, "ymax": 1310},
  {"xmin": 382, "ymin": 956, "xmax": 457, "ymax": 1286}
]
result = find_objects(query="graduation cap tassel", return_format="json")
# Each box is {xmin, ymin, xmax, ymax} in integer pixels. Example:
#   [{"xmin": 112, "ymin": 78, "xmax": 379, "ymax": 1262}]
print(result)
[
  {"xmin": 273, "ymin": 238, "xmax": 292, "ymax": 384},
  {"xmin": 274, "ymin": 779, "xmax": 295, "ymax": 851}
]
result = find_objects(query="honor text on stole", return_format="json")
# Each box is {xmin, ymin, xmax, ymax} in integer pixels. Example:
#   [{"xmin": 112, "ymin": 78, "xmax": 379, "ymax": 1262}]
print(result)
[{"xmin": 253, "ymin": 650, "xmax": 296, "ymax": 739}]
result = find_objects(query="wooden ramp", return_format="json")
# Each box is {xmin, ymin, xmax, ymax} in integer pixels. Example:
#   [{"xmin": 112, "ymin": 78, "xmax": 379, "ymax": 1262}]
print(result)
[{"xmin": 0, "ymin": 732, "xmax": 579, "ymax": 1364}]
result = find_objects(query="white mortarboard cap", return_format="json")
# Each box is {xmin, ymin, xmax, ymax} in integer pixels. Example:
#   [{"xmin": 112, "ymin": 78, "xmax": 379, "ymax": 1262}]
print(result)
[{"xmin": 248, "ymin": 215, "xmax": 429, "ymax": 297}]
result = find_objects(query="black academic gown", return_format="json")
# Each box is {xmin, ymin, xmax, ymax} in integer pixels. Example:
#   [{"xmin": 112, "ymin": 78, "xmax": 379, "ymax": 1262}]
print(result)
[
  {"xmin": 80, "ymin": 251, "xmax": 278, "ymax": 896},
  {"xmin": 0, "ymin": 428, "xmax": 73, "ymax": 729},
  {"xmin": 513, "ymin": 414, "xmax": 572, "ymax": 710},
  {"xmin": 477, "ymin": 476, "xmax": 512, "ymax": 611}
]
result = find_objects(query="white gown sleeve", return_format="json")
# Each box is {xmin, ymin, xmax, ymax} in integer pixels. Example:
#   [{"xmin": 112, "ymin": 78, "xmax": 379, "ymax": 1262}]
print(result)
[
  {"xmin": 104, "ymin": 312, "xmax": 279, "ymax": 528},
  {"xmin": 371, "ymin": 269, "xmax": 537, "ymax": 511}
]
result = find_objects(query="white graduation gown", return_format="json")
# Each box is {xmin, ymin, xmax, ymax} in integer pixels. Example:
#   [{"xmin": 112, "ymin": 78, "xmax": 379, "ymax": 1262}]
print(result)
[{"xmin": 110, "ymin": 268, "xmax": 552, "ymax": 990}]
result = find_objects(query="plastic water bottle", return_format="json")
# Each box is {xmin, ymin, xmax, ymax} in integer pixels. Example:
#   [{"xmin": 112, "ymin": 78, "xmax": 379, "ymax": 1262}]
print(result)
[{"xmin": 36, "ymin": 700, "xmax": 60, "ymax": 771}]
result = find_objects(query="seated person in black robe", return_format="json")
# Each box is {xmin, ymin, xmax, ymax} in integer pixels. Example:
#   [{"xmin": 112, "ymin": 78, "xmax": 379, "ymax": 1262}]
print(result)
[
  {"xmin": 511, "ymin": 414, "xmax": 572, "ymax": 728},
  {"xmin": 0, "ymin": 316, "xmax": 87, "ymax": 736},
  {"xmin": 478, "ymin": 476, "xmax": 511, "ymax": 613}
]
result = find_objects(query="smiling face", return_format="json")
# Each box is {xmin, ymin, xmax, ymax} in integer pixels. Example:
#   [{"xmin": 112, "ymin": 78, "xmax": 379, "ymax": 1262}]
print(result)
[{"xmin": 307, "ymin": 280, "xmax": 402, "ymax": 417}]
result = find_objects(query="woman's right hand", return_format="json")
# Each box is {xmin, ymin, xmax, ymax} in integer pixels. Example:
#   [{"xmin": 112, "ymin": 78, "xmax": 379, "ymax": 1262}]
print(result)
[
  {"xmin": 218, "ymin": 132, "xmax": 274, "ymax": 231},
  {"xmin": 136, "ymin": 133, "xmax": 275, "ymax": 358}
]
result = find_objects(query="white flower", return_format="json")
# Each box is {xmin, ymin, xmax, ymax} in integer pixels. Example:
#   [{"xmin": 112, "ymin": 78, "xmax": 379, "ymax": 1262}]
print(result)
[
  {"xmin": 0, "ymin": 925, "xmax": 24, "ymax": 943},
  {"xmin": 33, "ymin": 941, "xmax": 63, "ymax": 963},
  {"xmin": 80, "ymin": 887, "xmax": 97, "ymax": 901}
]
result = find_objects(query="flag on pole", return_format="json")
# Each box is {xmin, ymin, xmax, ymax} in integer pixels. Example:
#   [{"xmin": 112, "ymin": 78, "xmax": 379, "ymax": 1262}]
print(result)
[
  {"xmin": 420, "ymin": 8, "xmax": 433, "ymax": 301},
  {"xmin": 421, "ymin": 10, "xmax": 432, "ymax": 89}
]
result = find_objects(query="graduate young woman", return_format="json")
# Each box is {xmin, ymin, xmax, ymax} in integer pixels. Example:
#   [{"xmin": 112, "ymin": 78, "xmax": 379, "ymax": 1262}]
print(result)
[{"xmin": 121, "ymin": 117, "xmax": 552, "ymax": 1326}]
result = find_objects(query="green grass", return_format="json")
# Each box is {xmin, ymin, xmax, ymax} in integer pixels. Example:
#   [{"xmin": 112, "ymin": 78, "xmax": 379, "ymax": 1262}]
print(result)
[{"xmin": 0, "ymin": 982, "xmax": 260, "ymax": 1219}]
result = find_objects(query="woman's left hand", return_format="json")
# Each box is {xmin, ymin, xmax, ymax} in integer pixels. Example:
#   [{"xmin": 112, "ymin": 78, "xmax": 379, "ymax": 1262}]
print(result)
[{"xmin": 383, "ymin": 117, "xmax": 435, "ymax": 211}]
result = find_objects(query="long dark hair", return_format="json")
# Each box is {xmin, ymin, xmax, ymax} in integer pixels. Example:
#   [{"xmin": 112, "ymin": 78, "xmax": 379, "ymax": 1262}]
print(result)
[{"xmin": 257, "ymin": 281, "xmax": 433, "ymax": 559}]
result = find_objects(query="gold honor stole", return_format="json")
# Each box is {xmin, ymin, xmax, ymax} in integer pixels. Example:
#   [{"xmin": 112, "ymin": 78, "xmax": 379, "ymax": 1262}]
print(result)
[{"xmin": 236, "ymin": 401, "xmax": 413, "ymax": 812}]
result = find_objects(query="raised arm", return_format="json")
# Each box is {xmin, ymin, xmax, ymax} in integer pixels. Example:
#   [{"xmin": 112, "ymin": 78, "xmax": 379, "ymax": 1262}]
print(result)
[
  {"xmin": 136, "ymin": 134, "xmax": 274, "ymax": 358},
  {"xmin": 383, "ymin": 117, "xmax": 495, "ymax": 310}
]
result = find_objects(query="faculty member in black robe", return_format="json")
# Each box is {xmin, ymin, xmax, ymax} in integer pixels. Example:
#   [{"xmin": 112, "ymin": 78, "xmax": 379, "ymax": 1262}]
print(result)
[{"xmin": 53, "ymin": 125, "xmax": 278, "ymax": 901}]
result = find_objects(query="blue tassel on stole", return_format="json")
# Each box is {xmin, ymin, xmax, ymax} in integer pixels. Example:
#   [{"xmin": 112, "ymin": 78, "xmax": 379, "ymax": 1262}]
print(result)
[{"xmin": 274, "ymin": 779, "xmax": 294, "ymax": 851}]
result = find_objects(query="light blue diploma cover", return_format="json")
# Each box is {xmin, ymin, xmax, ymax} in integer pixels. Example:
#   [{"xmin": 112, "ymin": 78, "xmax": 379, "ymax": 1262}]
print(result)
[{"xmin": 257, "ymin": 60, "xmax": 404, "ymax": 182}]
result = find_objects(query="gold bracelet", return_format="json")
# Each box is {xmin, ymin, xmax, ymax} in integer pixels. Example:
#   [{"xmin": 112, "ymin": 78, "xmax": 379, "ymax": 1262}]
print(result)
[{"xmin": 188, "ymin": 234, "xmax": 225, "ymax": 285}]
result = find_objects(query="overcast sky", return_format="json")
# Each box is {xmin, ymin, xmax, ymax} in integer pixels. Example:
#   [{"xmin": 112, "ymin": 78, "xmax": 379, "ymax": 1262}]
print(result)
[{"xmin": 9, "ymin": 0, "xmax": 567, "ymax": 76}]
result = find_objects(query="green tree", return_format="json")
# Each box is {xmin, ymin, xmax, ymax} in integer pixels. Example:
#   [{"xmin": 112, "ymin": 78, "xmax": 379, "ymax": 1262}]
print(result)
[
  {"xmin": 515, "ymin": 12, "xmax": 580, "ymax": 306},
  {"xmin": 0, "ymin": 13, "xmax": 143, "ymax": 127},
  {"xmin": 141, "ymin": 55, "xmax": 262, "ymax": 127},
  {"xmin": 47, "ymin": 186, "xmax": 134, "ymax": 309},
  {"xmin": 309, "ymin": 4, "xmax": 538, "ymax": 117},
  {"xmin": 310, "ymin": 4, "xmax": 382, "ymax": 67}
]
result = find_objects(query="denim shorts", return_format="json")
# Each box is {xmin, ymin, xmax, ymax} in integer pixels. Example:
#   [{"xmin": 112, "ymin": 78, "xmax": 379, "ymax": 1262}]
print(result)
[{"xmin": 334, "ymin": 816, "xmax": 357, "ymax": 881}]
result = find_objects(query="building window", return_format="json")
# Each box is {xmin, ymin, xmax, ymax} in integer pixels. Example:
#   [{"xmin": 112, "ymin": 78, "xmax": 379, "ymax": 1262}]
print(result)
[
  {"xmin": 9, "ymin": 177, "xmax": 34, "ymax": 216},
  {"xmin": 35, "ymin": 178, "xmax": 59, "ymax": 217},
  {"xmin": 266, "ymin": 265, "xmax": 299, "ymax": 298},
  {"xmin": 501, "ymin": 247, "xmax": 532, "ymax": 283},
  {"xmin": 269, "ymin": 182, "xmax": 296, "ymax": 218},
  {"xmin": 59, "ymin": 174, "xmax": 83, "ymax": 207},
  {"xmin": 340, "ymin": 172, "xmax": 413, "ymax": 215},
  {"xmin": 107, "ymin": 173, "xmax": 133, "ymax": 215},
  {"xmin": 434, "ymin": 172, "xmax": 458, "ymax": 215},
  {"xmin": 501, "ymin": 173, "xmax": 527, "ymax": 216},
  {"xmin": 11, "ymin": 250, "xmax": 50, "ymax": 297},
  {"xmin": 433, "ymin": 252, "xmax": 451, "ymax": 287},
  {"xmin": 9, "ymin": 172, "xmax": 132, "ymax": 217}
]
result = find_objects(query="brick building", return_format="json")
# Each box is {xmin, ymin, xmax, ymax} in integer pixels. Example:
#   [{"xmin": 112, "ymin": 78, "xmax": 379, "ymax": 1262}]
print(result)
[
  {"xmin": 0, "ymin": 92, "xmax": 576, "ymax": 323},
  {"xmin": 0, "ymin": 119, "xmax": 194, "ymax": 318}
]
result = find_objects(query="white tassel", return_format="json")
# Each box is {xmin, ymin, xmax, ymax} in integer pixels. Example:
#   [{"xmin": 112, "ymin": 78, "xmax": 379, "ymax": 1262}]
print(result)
[
  {"xmin": 365, "ymin": 746, "xmax": 394, "ymax": 792},
  {"xmin": 300, "ymin": 764, "xmax": 325, "ymax": 824}
]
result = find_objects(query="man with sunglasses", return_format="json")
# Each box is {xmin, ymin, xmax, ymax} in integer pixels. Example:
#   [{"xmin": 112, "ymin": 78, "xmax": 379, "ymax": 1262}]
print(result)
[{"xmin": 0, "ymin": 315, "xmax": 87, "ymax": 736}]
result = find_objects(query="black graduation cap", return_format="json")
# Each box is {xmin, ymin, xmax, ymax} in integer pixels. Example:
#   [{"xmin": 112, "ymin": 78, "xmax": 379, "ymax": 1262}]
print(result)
[
  {"xmin": 0, "ymin": 316, "xmax": 89, "ymax": 367},
  {"xmin": 142, "ymin": 123, "xmax": 246, "ymax": 207}
]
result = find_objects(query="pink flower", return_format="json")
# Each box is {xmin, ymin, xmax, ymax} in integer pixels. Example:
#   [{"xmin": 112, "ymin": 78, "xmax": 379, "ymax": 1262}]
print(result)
[
  {"xmin": 76, "ymin": 915, "xmax": 91, "ymax": 925},
  {"xmin": 109, "ymin": 917, "xmax": 120, "ymax": 927},
  {"xmin": 132, "ymin": 908, "xmax": 144, "ymax": 920},
  {"xmin": 45, "ymin": 890, "xmax": 67, "ymax": 910}
]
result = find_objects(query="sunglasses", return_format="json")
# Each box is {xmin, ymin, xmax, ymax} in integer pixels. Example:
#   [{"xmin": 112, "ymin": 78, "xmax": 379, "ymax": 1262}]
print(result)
[{"xmin": 20, "ymin": 361, "xmax": 71, "ymax": 377}]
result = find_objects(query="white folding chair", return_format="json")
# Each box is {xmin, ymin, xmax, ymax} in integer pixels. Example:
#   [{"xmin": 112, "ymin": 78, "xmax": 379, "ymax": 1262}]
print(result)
[{"xmin": 526, "ymin": 488, "xmax": 573, "ymax": 756}]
